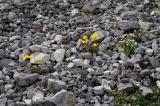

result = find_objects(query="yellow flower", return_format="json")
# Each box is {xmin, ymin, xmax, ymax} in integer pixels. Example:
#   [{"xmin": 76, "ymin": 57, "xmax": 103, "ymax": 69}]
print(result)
[
  {"xmin": 92, "ymin": 43, "xmax": 97, "ymax": 47},
  {"xmin": 91, "ymin": 33, "xmax": 99, "ymax": 41},
  {"xmin": 22, "ymin": 55, "xmax": 32, "ymax": 61},
  {"xmin": 80, "ymin": 35, "xmax": 89, "ymax": 44}
]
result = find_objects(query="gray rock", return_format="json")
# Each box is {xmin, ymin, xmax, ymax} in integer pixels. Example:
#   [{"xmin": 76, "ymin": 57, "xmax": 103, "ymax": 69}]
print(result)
[
  {"xmin": 71, "ymin": 9, "xmax": 79, "ymax": 16},
  {"xmin": 149, "ymin": 56, "xmax": 160, "ymax": 68},
  {"xmin": 47, "ymin": 79, "xmax": 67, "ymax": 93},
  {"xmin": 51, "ymin": 49, "xmax": 65, "ymax": 63},
  {"xmin": 117, "ymin": 20, "xmax": 140, "ymax": 31},
  {"xmin": 24, "ymin": 99, "xmax": 32, "ymax": 106},
  {"xmin": 139, "ymin": 86, "xmax": 153, "ymax": 96},
  {"xmin": 32, "ymin": 91, "xmax": 44, "ymax": 102},
  {"xmin": 29, "ymin": 45, "xmax": 42, "ymax": 52},
  {"xmin": 54, "ymin": 35, "xmax": 63, "ymax": 44},
  {"xmin": 32, "ymin": 100, "xmax": 56, "ymax": 106},
  {"xmin": 102, "ymin": 79, "xmax": 112, "ymax": 94},
  {"xmin": 0, "ymin": 94, "xmax": 7, "ymax": 106},
  {"xmin": 0, "ymin": 49, "xmax": 6, "ymax": 59},
  {"xmin": 93, "ymin": 86, "xmax": 104, "ymax": 96},
  {"xmin": 140, "ymin": 69, "xmax": 152, "ymax": 77},
  {"xmin": 100, "ymin": 1, "xmax": 111, "ymax": 9},
  {"xmin": 145, "ymin": 49, "xmax": 153, "ymax": 56},
  {"xmin": 49, "ymin": 90, "xmax": 76, "ymax": 106},
  {"xmin": 8, "ymin": 12, "xmax": 16, "ymax": 21},
  {"xmin": 0, "ymin": 80, "xmax": 4, "ymax": 95},
  {"xmin": 152, "ymin": 39, "xmax": 158, "ymax": 52},
  {"xmin": 156, "ymin": 80, "xmax": 160, "ymax": 89},
  {"xmin": 9, "ymin": 36, "xmax": 21, "ymax": 42},
  {"xmin": 118, "ymin": 83, "xmax": 135, "ymax": 93},
  {"xmin": 0, "ymin": 59, "xmax": 14, "ymax": 69},
  {"xmin": 121, "ymin": 11, "xmax": 138, "ymax": 21},
  {"xmin": 72, "ymin": 59, "xmax": 84, "ymax": 66},
  {"xmin": 139, "ymin": 20, "xmax": 152, "ymax": 31},
  {"xmin": 15, "ymin": 73, "xmax": 39, "ymax": 87},
  {"xmin": 13, "ymin": 0, "xmax": 21, "ymax": 5}
]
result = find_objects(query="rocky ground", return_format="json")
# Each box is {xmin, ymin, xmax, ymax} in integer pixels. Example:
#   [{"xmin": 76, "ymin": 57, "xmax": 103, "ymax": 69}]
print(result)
[{"xmin": 0, "ymin": 0, "xmax": 160, "ymax": 106}]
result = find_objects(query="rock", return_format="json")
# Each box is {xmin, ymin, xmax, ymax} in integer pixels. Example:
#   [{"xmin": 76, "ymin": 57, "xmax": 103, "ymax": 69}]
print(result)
[
  {"xmin": 71, "ymin": 9, "xmax": 79, "ymax": 16},
  {"xmin": 117, "ymin": 20, "xmax": 140, "ymax": 31},
  {"xmin": 139, "ymin": 20, "xmax": 152, "ymax": 31},
  {"xmin": 121, "ymin": 11, "xmax": 138, "ymax": 21},
  {"xmin": 9, "ymin": 36, "xmax": 21, "ymax": 42},
  {"xmin": 8, "ymin": 12, "xmax": 16, "ymax": 20},
  {"xmin": 100, "ymin": 1, "xmax": 111, "ymax": 9},
  {"xmin": 29, "ymin": 45, "xmax": 42, "ymax": 52},
  {"xmin": 156, "ymin": 80, "xmax": 160, "ymax": 89},
  {"xmin": 31, "ymin": 23, "xmax": 42, "ymax": 33},
  {"xmin": 149, "ymin": 56, "xmax": 160, "ymax": 68},
  {"xmin": 13, "ymin": 0, "xmax": 21, "ymax": 5},
  {"xmin": 0, "ymin": 59, "xmax": 14, "ymax": 69},
  {"xmin": 152, "ymin": 39, "xmax": 158, "ymax": 52},
  {"xmin": 54, "ymin": 35, "xmax": 63, "ymax": 44},
  {"xmin": 139, "ymin": 86, "xmax": 153, "ymax": 96},
  {"xmin": 51, "ymin": 49, "xmax": 65, "ymax": 63},
  {"xmin": 0, "ymin": 49, "xmax": 6, "ymax": 59},
  {"xmin": 102, "ymin": 79, "xmax": 112, "ymax": 94},
  {"xmin": 72, "ymin": 59, "xmax": 84, "ymax": 66},
  {"xmin": 32, "ymin": 100, "xmax": 56, "ymax": 106},
  {"xmin": 93, "ymin": 86, "xmax": 104, "ymax": 96},
  {"xmin": 32, "ymin": 91, "xmax": 44, "ymax": 102},
  {"xmin": 145, "ymin": 49, "xmax": 153, "ymax": 56},
  {"xmin": 47, "ymin": 79, "xmax": 67, "ymax": 93},
  {"xmin": 15, "ymin": 73, "xmax": 39, "ymax": 87},
  {"xmin": 82, "ymin": 5, "xmax": 95, "ymax": 14},
  {"xmin": 0, "ymin": 80, "xmax": 4, "ymax": 94},
  {"xmin": 30, "ymin": 52, "xmax": 50, "ymax": 64},
  {"xmin": 140, "ymin": 69, "xmax": 152, "ymax": 77},
  {"xmin": 24, "ymin": 99, "xmax": 32, "ymax": 106},
  {"xmin": 117, "ymin": 83, "xmax": 135, "ymax": 93},
  {"xmin": 67, "ymin": 62, "xmax": 74, "ymax": 68},
  {"xmin": 49, "ymin": 90, "xmax": 76, "ymax": 106},
  {"xmin": 0, "ymin": 94, "xmax": 7, "ymax": 106}
]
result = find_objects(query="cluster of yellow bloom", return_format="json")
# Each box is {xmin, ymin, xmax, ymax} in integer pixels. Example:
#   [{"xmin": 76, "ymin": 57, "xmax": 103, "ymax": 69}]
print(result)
[
  {"xmin": 78, "ymin": 32, "xmax": 100, "ymax": 52},
  {"xmin": 22, "ymin": 55, "xmax": 32, "ymax": 61}
]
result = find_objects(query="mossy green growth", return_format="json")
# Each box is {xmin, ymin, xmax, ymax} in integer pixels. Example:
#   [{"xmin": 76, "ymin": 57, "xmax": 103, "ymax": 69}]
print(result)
[
  {"xmin": 112, "ymin": 85, "xmax": 160, "ymax": 106},
  {"xmin": 30, "ymin": 64, "xmax": 45, "ymax": 74},
  {"xmin": 74, "ymin": 0, "xmax": 84, "ymax": 10},
  {"xmin": 118, "ymin": 34, "xmax": 137, "ymax": 56}
]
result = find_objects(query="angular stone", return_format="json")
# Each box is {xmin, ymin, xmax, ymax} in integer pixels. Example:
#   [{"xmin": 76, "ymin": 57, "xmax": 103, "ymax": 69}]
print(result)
[
  {"xmin": 149, "ymin": 56, "xmax": 160, "ymax": 68},
  {"xmin": 118, "ymin": 83, "xmax": 135, "ymax": 93},
  {"xmin": 15, "ymin": 73, "xmax": 39, "ymax": 87},
  {"xmin": 54, "ymin": 35, "xmax": 63, "ymax": 44},
  {"xmin": 51, "ymin": 49, "xmax": 65, "ymax": 63},
  {"xmin": 29, "ymin": 45, "xmax": 42, "ymax": 52},
  {"xmin": 9, "ymin": 36, "xmax": 21, "ymax": 42},
  {"xmin": 156, "ymin": 80, "xmax": 160, "ymax": 89},
  {"xmin": 0, "ymin": 80, "xmax": 4, "ymax": 95},
  {"xmin": 117, "ymin": 20, "xmax": 140, "ymax": 31},
  {"xmin": 140, "ymin": 69, "xmax": 152, "ymax": 77},
  {"xmin": 139, "ymin": 86, "xmax": 153, "ymax": 96},
  {"xmin": 49, "ymin": 90, "xmax": 76, "ymax": 106},
  {"xmin": 32, "ymin": 91, "xmax": 44, "ymax": 102},
  {"xmin": 0, "ymin": 94, "xmax": 7, "ymax": 106},
  {"xmin": 93, "ymin": 86, "xmax": 104, "ymax": 96},
  {"xmin": 47, "ymin": 79, "xmax": 67, "ymax": 93}
]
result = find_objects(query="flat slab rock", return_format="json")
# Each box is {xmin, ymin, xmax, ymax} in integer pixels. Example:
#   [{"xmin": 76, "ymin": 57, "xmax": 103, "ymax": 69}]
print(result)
[{"xmin": 15, "ymin": 73, "xmax": 39, "ymax": 87}]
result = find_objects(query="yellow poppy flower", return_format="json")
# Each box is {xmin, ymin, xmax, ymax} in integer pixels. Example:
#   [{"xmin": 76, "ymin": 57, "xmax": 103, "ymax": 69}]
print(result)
[
  {"xmin": 92, "ymin": 43, "xmax": 97, "ymax": 47},
  {"xmin": 81, "ymin": 35, "xmax": 89, "ymax": 44},
  {"xmin": 22, "ymin": 55, "xmax": 32, "ymax": 61},
  {"xmin": 91, "ymin": 33, "xmax": 99, "ymax": 41}
]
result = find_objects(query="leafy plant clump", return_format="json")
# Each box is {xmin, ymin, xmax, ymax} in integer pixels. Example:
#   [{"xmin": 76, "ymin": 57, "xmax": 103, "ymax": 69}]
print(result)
[
  {"xmin": 118, "ymin": 33, "xmax": 137, "ymax": 56},
  {"xmin": 112, "ymin": 85, "xmax": 160, "ymax": 106}
]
